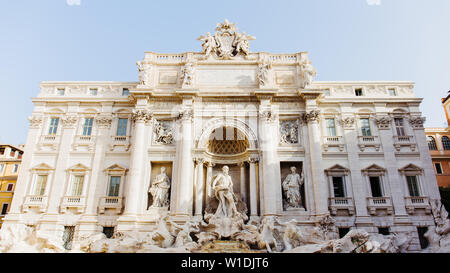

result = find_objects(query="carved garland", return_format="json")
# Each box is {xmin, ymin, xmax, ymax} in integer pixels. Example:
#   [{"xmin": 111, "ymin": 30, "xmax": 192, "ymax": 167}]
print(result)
[{"xmin": 302, "ymin": 110, "xmax": 320, "ymax": 123}]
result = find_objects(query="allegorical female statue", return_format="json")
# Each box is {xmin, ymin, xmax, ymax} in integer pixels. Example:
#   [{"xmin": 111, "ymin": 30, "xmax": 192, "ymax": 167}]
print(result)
[
  {"xmin": 211, "ymin": 166, "xmax": 239, "ymax": 218},
  {"xmin": 149, "ymin": 167, "xmax": 171, "ymax": 207},
  {"xmin": 282, "ymin": 166, "xmax": 304, "ymax": 209}
]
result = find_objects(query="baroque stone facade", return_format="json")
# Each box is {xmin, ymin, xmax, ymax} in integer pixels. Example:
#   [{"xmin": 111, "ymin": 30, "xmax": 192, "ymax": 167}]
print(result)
[{"xmin": 2, "ymin": 20, "xmax": 443, "ymax": 252}]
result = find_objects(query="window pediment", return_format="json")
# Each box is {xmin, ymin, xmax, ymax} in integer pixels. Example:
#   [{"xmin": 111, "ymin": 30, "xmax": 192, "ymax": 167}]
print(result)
[
  {"xmin": 325, "ymin": 164, "xmax": 350, "ymax": 176},
  {"xmin": 31, "ymin": 163, "xmax": 54, "ymax": 171},
  {"xmin": 67, "ymin": 163, "xmax": 90, "ymax": 173},
  {"xmin": 399, "ymin": 164, "xmax": 423, "ymax": 175},
  {"xmin": 361, "ymin": 164, "xmax": 386, "ymax": 175},
  {"xmin": 104, "ymin": 164, "xmax": 128, "ymax": 175}
]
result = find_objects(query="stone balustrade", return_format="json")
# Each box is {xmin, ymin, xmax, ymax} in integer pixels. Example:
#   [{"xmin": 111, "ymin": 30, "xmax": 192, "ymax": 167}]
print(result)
[
  {"xmin": 23, "ymin": 195, "xmax": 48, "ymax": 213},
  {"xmin": 367, "ymin": 197, "xmax": 393, "ymax": 215}
]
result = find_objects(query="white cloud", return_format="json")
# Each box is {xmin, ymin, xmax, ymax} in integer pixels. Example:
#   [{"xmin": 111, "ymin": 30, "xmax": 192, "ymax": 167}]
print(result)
[
  {"xmin": 66, "ymin": 0, "xmax": 81, "ymax": 6},
  {"xmin": 366, "ymin": 0, "xmax": 381, "ymax": 5}
]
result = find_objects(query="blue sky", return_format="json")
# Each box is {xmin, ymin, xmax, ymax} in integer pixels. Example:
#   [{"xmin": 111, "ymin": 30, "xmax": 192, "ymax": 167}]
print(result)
[{"xmin": 0, "ymin": 0, "xmax": 449, "ymax": 146}]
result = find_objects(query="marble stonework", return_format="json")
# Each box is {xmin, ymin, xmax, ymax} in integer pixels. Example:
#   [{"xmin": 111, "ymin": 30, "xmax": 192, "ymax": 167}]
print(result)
[{"xmin": 2, "ymin": 20, "xmax": 443, "ymax": 253}]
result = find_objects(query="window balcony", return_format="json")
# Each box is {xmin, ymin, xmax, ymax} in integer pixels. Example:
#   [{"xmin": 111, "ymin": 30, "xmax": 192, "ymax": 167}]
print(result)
[
  {"xmin": 109, "ymin": 136, "xmax": 131, "ymax": 151},
  {"xmin": 38, "ymin": 135, "xmax": 61, "ymax": 151},
  {"xmin": 60, "ymin": 196, "xmax": 87, "ymax": 213},
  {"xmin": 393, "ymin": 136, "xmax": 416, "ymax": 152},
  {"xmin": 98, "ymin": 196, "xmax": 124, "ymax": 214},
  {"xmin": 329, "ymin": 197, "xmax": 355, "ymax": 215},
  {"xmin": 322, "ymin": 136, "xmax": 345, "ymax": 152},
  {"xmin": 23, "ymin": 195, "xmax": 48, "ymax": 213},
  {"xmin": 367, "ymin": 197, "xmax": 393, "ymax": 215},
  {"xmin": 73, "ymin": 135, "xmax": 96, "ymax": 151},
  {"xmin": 405, "ymin": 196, "xmax": 431, "ymax": 214},
  {"xmin": 357, "ymin": 136, "xmax": 381, "ymax": 152}
]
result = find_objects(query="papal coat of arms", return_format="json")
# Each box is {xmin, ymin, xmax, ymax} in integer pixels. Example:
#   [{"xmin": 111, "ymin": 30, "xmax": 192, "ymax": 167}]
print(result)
[{"xmin": 197, "ymin": 19, "xmax": 256, "ymax": 59}]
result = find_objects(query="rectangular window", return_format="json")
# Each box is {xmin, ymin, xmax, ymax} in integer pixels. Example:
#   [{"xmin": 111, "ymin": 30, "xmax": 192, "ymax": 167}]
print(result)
[
  {"xmin": 369, "ymin": 176, "xmax": 383, "ymax": 197},
  {"xmin": 338, "ymin": 228, "xmax": 350, "ymax": 238},
  {"xmin": 57, "ymin": 88, "xmax": 65, "ymax": 96},
  {"xmin": 34, "ymin": 175, "xmax": 48, "ymax": 196},
  {"xmin": 6, "ymin": 184, "xmax": 14, "ymax": 192},
  {"xmin": 332, "ymin": 176, "xmax": 345, "ymax": 198},
  {"xmin": 360, "ymin": 118, "xmax": 372, "ymax": 136},
  {"xmin": 103, "ymin": 227, "xmax": 115, "ymax": 239},
  {"xmin": 388, "ymin": 88, "xmax": 397, "ymax": 96},
  {"xmin": 325, "ymin": 118, "xmax": 337, "ymax": 136},
  {"xmin": 108, "ymin": 176, "xmax": 121, "ymax": 197},
  {"xmin": 82, "ymin": 118, "xmax": 94, "ymax": 136},
  {"xmin": 116, "ymin": 118, "xmax": 128, "ymax": 136},
  {"xmin": 0, "ymin": 164, "xmax": 4, "ymax": 173},
  {"xmin": 71, "ymin": 175, "xmax": 85, "ymax": 196},
  {"xmin": 435, "ymin": 163, "xmax": 443, "ymax": 174},
  {"xmin": 63, "ymin": 226, "xmax": 75, "ymax": 250},
  {"xmin": 378, "ymin": 227, "xmax": 390, "ymax": 235},
  {"xmin": 1, "ymin": 203, "xmax": 8, "ymax": 215},
  {"xmin": 12, "ymin": 164, "xmax": 18, "ymax": 173},
  {"xmin": 122, "ymin": 88, "xmax": 130, "ymax": 96},
  {"xmin": 417, "ymin": 227, "xmax": 429, "ymax": 250},
  {"xmin": 406, "ymin": 176, "xmax": 420, "ymax": 197},
  {"xmin": 48, "ymin": 118, "xmax": 59, "ymax": 135},
  {"xmin": 89, "ymin": 88, "xmax": 98, "ymax": 96},
  {"xmin": 355, "ymin": 88, "xmax": 363, "ymax": 96},
  {"xmin": 323, "ymin": 89, "xmax": 330, "ymax": 96},
  {"xmin": 394, "ymin": 118, "xmax": 406, "ymax": 136}
]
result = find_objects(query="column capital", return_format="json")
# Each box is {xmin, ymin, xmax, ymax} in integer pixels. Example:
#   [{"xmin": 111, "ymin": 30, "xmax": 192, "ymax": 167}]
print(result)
[
  {"xmin": 205, "ymin": 161, "xmax": 216, "ymax": 168},
  {"xmin": 302, "ymin": 109, "xmax": 321, "ymax": 124},
  {"xmin": 409, "ymin": 116, "xmax": 426, "ymax": 130},
  {"xmin": 177, "ymin": 109, "xmax": 194, "ymax": 122},
  {"xmin": 375, "ymin": 115, "xmax": 392, "ymax": 130},
  {"xmin": 194, "ymin": 157, "xmax": 206, "ymax": 165},
  {"xmin": 28, "ymin": 115, "xmax": 43, "ymax": 129},
  {"xmin": 249, "ymin": 157, "xmax": 259, "ymax": 164},
  {"xmin": 132, "ymin": 109, "xmax": 152, "ymax": 123},
  {"xmin": 95, "ymin": 115, "xmax": 113, "ymax": 129},
  {"xmin": 61, "ymin": 115, "xmax": 78, "ymax": 129},
  {"xmin": 260, "ymin": 109, "xmax": 278, "ymax": 123}
]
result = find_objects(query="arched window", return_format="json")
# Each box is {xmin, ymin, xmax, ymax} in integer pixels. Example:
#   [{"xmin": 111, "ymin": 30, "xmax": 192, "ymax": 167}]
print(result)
[
  {"xmin": 427, "ymin": 136, "xmax": 437, "ymax": 150},
  {"xmin": 442, "ymin": 136, "xmax": 450, "ymax": 150}
]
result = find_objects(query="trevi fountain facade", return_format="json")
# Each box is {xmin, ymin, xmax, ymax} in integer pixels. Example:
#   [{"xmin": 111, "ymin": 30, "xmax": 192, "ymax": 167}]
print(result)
[{"xmin": 1, "ymin": 20, "xmax": 449, "ymax": 253}]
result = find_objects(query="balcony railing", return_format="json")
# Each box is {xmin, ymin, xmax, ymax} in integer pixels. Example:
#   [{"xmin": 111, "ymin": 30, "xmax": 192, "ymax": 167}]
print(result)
[
  {"xmin": 394, "ymin": 135, "xmax": 413, "ymax": 142},
  {"xmin": 405, "ymin": 196, "xmax": 431, "ymax": 214},
  {"xmin": 367, "ymin": 197, "xmax": 393, "ymax": 215},
  {"xmin": 322, "ymin": 136, "xmax": 345, "ymax": 152},
  {"xmin": 98, "ymin": 196, "xmax": 124, "ymax": 214},
  {"xmin": 60, "ymin": 196, "xmax": 86, "ymax": 213},
  {"xmin": 329, "ymin": 197, "xmax": 355, "ymax": 215},
  {"xmin": 357, "ymin": 136, "xmax": 381, "ymax": 151},
  {"xmin": 109, "ymin": 136, "xmax": 131, "ymax": 151},
  {"xmin": 23, "ymin": 195, "xmax": 48, "ymax": 213},
  {"xmin": 393, "ymin": 136, "xmax": 416, "ymax": 151}
]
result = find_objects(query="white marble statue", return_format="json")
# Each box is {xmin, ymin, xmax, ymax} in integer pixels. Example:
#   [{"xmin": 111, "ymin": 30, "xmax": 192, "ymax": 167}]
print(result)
[
  {"xmin": 211, "ymin": 166, "xmax": 239, "ymax": 218},
  {"xmin": 149, "ymin": 167, "xmax": 171, "ymax": 208},
  {"xmin": 282, "ymin": 167, "xmax": 304, "ymax": 209},
  {"xmin": 181, "ymin": 62, "xmax": 195, "ymax": 87},
  {"xmin": 299, "ymin": 58, "xmax": 317, "ymax": 88},
  {"xmin": 257, "ymin": 62, "xmax": 271, "ymax": 87},
  {"xmin": 197, "ymin": 32, "xmax": 217, "ymax": 58}
]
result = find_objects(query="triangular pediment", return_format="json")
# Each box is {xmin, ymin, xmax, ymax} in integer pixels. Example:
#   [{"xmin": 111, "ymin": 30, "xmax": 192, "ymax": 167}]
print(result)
[
  {"xmin": 32, "ymin": 163, "xmax": 54, "ymax": 170},
  {"xmin": 399, "ymin": 163, "xmax": 423, "ymax": 174},
  {"xmin": 325, "ymin": 164, "xmax": 350, "ymax": 175},
  {"xmin": 67, "ymin": 163, "xmax": 90, "ymax": 171},
  {"xmin": 104, "ymin": 164, "xmax": 127, "ymax": 172},
  {"xmin": 362, "ymin": 164, "xmax": 386, "ymax": 173}
]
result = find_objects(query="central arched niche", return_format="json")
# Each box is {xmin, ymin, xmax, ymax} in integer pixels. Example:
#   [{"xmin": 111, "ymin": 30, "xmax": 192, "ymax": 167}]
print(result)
[
  {"xmin": 207, "ymin": 126, "xmax": 249, "ymax": 155},
  {"xmin": 205, "ymin": 126, "xmax": 251, "ymax": 208}
]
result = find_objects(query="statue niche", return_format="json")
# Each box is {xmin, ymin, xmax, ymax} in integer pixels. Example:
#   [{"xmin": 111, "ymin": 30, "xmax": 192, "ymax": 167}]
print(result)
[
  {"xmin": 280, "ymin": 162, "xmax": 305, "ymax": 211},
  {"xmin": 148, "ymin": 164, "xmax": 172, "ymax": 209}
]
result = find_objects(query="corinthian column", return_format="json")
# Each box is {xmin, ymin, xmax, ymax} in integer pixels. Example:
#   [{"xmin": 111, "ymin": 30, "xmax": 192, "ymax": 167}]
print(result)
[
  {"xmin": 303, "ymin": 108, "xmax": 329, "ymax": 217},
  {"xmin": 123, "ymin": 109, "xmax": 152, "ymax": 216},
  {"xmin": 173, "ymin": 109, "xmax": 194, "ymax": 217},
  {"xmin": 194, "ymin": 158, "xmax": 205, "ymax": 217},
  {"xmin": 249, "ymin": 157, "xmax": 259, "ymax": 218},
  {"xmin": 259, "ymin": 106, "xmax": 282, "ymax": 216}
]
